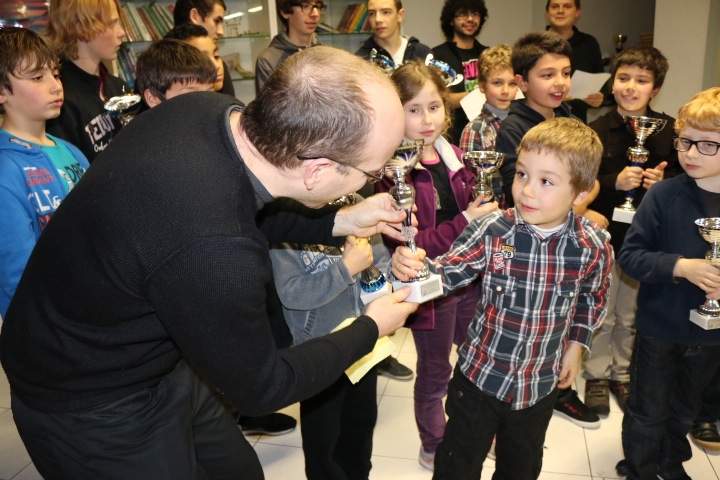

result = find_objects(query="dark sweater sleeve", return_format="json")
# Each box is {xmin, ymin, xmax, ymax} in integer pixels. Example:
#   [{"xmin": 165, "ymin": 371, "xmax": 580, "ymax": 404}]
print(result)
[
  {"xmin": 145, "ymin": 235, "xmax": 377, "ymax": 415},
  {"xmin": 257, "ymin": 198, "xmax": 343, "ymax": 247}
]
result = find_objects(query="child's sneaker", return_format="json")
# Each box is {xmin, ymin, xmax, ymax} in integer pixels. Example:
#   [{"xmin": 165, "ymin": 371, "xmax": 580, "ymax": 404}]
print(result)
[
  {"xmin": 419, "ymin": 447, "xmax": 434, "ymax": 471},
  {"xmin": 554, "ymin": 388, "xmax": 601, "ymax": 429}
]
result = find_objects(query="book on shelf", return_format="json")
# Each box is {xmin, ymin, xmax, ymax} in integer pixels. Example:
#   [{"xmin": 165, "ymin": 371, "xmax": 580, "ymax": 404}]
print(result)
[
  {"xmin": 124, "ymin": 3, "xmax": 153, "ymax": 42},
  {"xmin": 150, "ymin": 2, "xmax": 175, "ymax": 32},
  {"xmin": 118, "ymin": 3, "xmax": 139, "ymax": 42},
  {"xmin": 350, "ymin": 4, "xmax": 368, "ymax": 33},
  {"xmin": 316, "ymin": 22, "xmax": 339, "ymax": 34},
  {"xmin": 336, "ymin": 4, "xmax": 357, "ymax": 33},
  {"xmin": 136, "ymin": 6, "xmax": 160, "ymax": 40}
]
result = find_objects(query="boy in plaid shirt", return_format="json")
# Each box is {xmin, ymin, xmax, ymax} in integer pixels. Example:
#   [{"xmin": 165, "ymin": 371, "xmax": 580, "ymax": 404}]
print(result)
[{"xmin": 392, "ymin": 117, "xmax": 613, "ymax": 479}]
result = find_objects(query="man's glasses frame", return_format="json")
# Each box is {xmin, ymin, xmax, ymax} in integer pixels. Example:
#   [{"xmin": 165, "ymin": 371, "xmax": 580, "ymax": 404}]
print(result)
[
  {"xmin": 290, "ymin": 2, "xmax": 327, "ymax": 14},
  {"xmin": 674, "ymin": 137, "xmax": 720, "ymax": 156},
  {"xmin": 298, "ymin": 155, "xmax": 385, "ymax": 183},
  {"xmin": 454, "ymin": 10, "xmax": 481, "ymax": 19}
]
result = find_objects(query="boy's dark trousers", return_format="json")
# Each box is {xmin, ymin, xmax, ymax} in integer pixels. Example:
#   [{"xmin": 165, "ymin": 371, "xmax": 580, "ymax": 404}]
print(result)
[
  {"xmin": 433, "ymin": 366, "xmax": 559, "ymax": 480},
  {"xmin": 621, "ymin": 334, "xmax": 720, "ymax": 480},
  {"xmin": 300, "ymin": 366, "xmax": 377, "ymax": 480}
]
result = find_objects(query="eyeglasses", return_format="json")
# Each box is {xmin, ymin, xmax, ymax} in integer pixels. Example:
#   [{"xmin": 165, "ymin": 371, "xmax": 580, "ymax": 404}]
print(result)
[
  {"xmin": 674, "ymin": 137, "xmax": 720, "ymax": 156},
  {"xmin": 454, "ymin": 10, "xmax": 481, "ymax": 19},
  {"xmin": 290, "ymin": 2, "xmax": 327, "ymax": 14},
  {"xmin": 298, "ymin": 155, "xmax": 385, "ymax": 183}
]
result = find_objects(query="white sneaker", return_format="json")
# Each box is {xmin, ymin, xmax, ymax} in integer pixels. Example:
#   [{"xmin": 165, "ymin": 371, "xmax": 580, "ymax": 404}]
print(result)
[{"xmin": 419, "ymin": 447, "xmax": 434, "ymax": 471}]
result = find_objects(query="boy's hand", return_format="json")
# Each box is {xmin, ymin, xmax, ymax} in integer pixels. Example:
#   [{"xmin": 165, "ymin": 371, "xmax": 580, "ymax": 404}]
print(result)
[
  {"xmin": 465, "ymin": 197, "xmax": 499, "ymax": 221},
  {"xmin": 557, "ymin": 342, "xmax": 583, "ymax": 389},
  {"xmin": 642, "ymin": 161, "xmax": 667, "ymax": 189},
  {"xmin": 391, "ymin": 246, "xmax": 427, "ymax": 282},
  {"xmin": 674, "ymin": 258, "xmax": 720, "ymax": 299},
  {"xmin": 582, "ymin": 209, "xmax": 609, "ymax": 229},
  {"xmin": 342, "ymin": 236, "xmax": 373, "ymax": 276},
  {"xmin": 364, "ymin": 287, "xmax": 419, "ymax": 338},
  {"xmin": 616, "ymin": 166, "xmax": 644, "ymax": 191}
]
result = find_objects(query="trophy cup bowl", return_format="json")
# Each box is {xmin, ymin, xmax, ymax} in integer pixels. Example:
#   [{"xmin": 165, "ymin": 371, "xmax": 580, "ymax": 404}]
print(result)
[
  {"xmin": 689, "ymin": 218, "xmax": 720, "ymax": 329},
  {"xmin": 369, "ymin": 48, "xmax": 396, "ymax": 76},
  {"xmin": 614, "ymin": 34, "xmax": 628, "ymax": 52},
  {"xmin": 463, "ymin": 151, "xmax": 505, "ymax": 203},
  {"xmin": 384, "ymin": 140, "xmax": 443, "ymax": 303},
  {"xmin": 425, "ymin": 53, "xmax": 464, "ymax": 87},
  {"xmin": 104, "ymin": 93, "xmax": 142, "ymax": 126},
  {"xmin": 612, "ymin": 116, "xmax": 667, "ymax": 223}
]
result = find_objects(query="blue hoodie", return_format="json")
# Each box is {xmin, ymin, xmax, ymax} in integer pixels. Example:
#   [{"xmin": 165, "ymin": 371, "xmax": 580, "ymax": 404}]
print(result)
[{"xmin": 0, "ymin": 130, "xmax": 89, "ymax": 317}]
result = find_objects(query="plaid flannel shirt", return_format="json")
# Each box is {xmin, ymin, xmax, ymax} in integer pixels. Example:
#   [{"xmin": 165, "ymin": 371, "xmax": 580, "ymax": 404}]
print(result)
[{"xmin": 429, "ymin": 208, "xmax": 612, "ymax": 410}]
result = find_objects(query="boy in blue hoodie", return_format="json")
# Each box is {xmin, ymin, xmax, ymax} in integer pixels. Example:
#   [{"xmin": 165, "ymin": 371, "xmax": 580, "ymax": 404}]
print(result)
[{"xmin": 0, "ymin": 27, "xmax": 89, "ymax": 318}]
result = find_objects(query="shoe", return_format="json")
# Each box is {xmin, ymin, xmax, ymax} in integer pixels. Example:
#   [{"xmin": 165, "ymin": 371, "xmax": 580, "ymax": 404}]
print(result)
[
  {"xmin": 690, "ymin": 421, "xmax": 720, "ymax": 451},
  {"xmin": 584, "ymin": 379, "xmax": 610, "ymax": 416},
  {"xmin": 418, "ymin": 446, "xmax": 434, "ymax": 471},
  {"xmin": 609, "ymin": 380, "xmax": 630, "ymax": 413},
  {"xmin": 487, "ymin": 436, "xmax": 496, "ymax": 460},
  {"xmin": 616, "ymin": 459, "xmax": 633, "ymax": 478},
  {"xmin": 377, "ymin": 356, "xmax": 414, "ymax": 381},
  {"xmin": 554, "ymin": 388, "xmax": 601, "ymax": 429},
  {"xmin": 238, "ymin": 413, "xmax": 296, "ymax": 436}
]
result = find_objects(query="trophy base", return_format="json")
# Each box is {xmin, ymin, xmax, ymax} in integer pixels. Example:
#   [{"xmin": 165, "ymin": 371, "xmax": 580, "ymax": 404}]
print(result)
[
  {"xmin": 360, "ymin": 282, "xmax": 393, "ymax": 305},
  {"xmin": 612, "ymin": 207, "xmax": 636, "ymax": 224},
  {"xmin": 392, "ymin": 274, "xmax": 443, "ymax": 303},
  {"xmin": 689, "ymin": 309, "xmax": 720, "ymax": 330}
]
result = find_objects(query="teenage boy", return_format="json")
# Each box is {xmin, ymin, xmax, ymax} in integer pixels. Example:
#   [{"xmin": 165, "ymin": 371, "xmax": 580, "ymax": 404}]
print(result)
[
  {"xmin": 0, "ymin": 46, "xmax": 417, "ymax": 479},
  {"xmin": 135, "ymin": 39, "xmax": 217, "ymax": 108},
  {"xmin": 0, "ymin": 27, "xmax": 89, "ymax": 319},
  {"xmin": 583, "ymin": 46, "xmax": 680, "ymax": 417},
  {"xmin": 164, "ymin": 24, "xmax": 225, "ymax": 92},
  {"xmin": 356, "ymin": 0, "xmax": 431, "ymax": 67},
  {"xmin": 432, "ymin": 0, "xmax": 489, "ymax": 145},
  {"xmin": 615, "ymin": 87, "xmax": 720, "ymax": 480},
  {"xmin": 392, "ymin": 117, "xmax": 613, "ymax": 480},
  {"xmin": 545, "ymin": 0, "xmax": 604, "ymax": 123},
  {"xmin": 255, "ymin": 0, "xmax": 323, "ymax": 93},
  {"xmin": 173, "ymin": 0, "xmax": 235, "ymax": 95}
]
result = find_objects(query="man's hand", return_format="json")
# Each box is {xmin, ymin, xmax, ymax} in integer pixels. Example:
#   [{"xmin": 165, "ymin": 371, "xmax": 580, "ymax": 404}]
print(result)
[
  {"xmin": 557, "ymin": 342, "xmax": 583, "ymax": 389},
  {"xmin": 391, "ymin": 246, "xmax": 427, "ymax": 282},
  {"xmin": 333, "ymin": 193, "xmax": 416, "ymax": 242},
  {"xmin": 364, "ymin": 287, "xmax": 419, "ymax": 338},
  {"xmin": 342, "ymin": 236, "xmax": 373, "ymax": 276}
]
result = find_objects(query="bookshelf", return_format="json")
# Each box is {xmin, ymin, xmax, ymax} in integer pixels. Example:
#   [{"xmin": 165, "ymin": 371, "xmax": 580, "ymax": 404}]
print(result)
[{"xmin": 316, "ymin": 1, "xmax": 369, "ymax": 53}]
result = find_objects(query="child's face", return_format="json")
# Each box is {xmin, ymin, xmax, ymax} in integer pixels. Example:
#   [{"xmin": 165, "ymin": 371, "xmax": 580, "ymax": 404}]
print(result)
[
  {"xmin": 512, "ymin": 149, "xmax": 587, "ymax": 229},
  {"xmin": 402, "ymin": 80, "xmax": 446, "ymax": 150},
  {"xmin": 85, "ymin": 1, "xmax": 126, "ymax": 63},
  {"xmin": 283, "ymin": 2, "xmax": 321, "ymax": 37},
  {"xmin": 546, "ymin": 1, "xmax": 581, "ymax": 30},
  {"xmin": 0, "ymin": 64, "xmax": 63, "ymax": 123},
  {"xmin": 517, "ymin": 53, "xmax": 571, "ymax": 119},
  {"xmin": 481, "ymin": 67, "xmax": 518, "ymax": 111},
  {"xmin": 367, "ymin": 0, "xmax": 404, "ymax": 42},
  {"xmin": 677, "ymin": 126, "xmax": 720, "ymax": 191},
  {"xmin": 184, "ymin": 36, "xmax": 224, "ymax": 92},
  {"xmin": 165, "ymin": 80, "xmax": 214, "ymax": 101},
  {"xmin": 194, "ymin": 3, "xmax": 226, "ymax": 40},
  {"xmin": 613, "ymin": 65, "xmax": 659, "ymax": 117}
]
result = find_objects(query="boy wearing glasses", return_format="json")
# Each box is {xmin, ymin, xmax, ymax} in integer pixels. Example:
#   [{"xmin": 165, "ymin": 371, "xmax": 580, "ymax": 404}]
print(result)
[
  {"xmin": 255, "ymin": 0, "xmax": 323, "ymax": 92},
  {"xmin": 615, "ymin": 87, "xmax": 720, "ymax": 480},
  {"xmin": 583, "ymin": 46, "xmax": 681, "ymax": 417},
  {"xmin": 431, "ymin": 0, "xmax": 489, "ymax": 145}
]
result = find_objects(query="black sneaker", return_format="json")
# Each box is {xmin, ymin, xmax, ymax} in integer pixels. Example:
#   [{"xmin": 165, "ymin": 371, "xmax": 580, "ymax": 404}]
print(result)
[
  {"xmin": 690, "ymin": 421, "xmax": 720, "ymax": 451},
  {"xmin": 377, "ymin": 356, "xmax": 414, "ymax": 381},
  {"xmin": 238, "ymin": 413, "xmax": 297, "ymax": 436},
  {"xmin": 554, "ymin": 388, "xmax": 601, "ymax": 429}
]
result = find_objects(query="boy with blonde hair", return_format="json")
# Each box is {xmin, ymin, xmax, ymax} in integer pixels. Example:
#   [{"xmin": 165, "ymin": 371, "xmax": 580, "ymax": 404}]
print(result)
[
  {"xmin": 616, "ymin": 87, "xmax": 720, "ymax": 480},
  {"xmin": 392, "ymin": 117, "xmax": 613, "ymax": 479}
]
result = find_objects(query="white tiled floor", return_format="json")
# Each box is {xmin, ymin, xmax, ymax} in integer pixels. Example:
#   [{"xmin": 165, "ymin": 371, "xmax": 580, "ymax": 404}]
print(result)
[{"xmin": 1, "ymin": 327, "xmax": 719, "ymax": 479}]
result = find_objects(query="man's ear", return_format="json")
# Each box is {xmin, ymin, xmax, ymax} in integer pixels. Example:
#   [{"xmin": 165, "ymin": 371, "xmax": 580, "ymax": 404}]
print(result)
[
  {"xmin": 189, "ymin": 7, "xmax": 203, "ymax": 25},
  {"xmin": 142, "ymin": 89, "xmax": 162, "ymax": 108},
  {"xmin": 302, "ymin": 157, "xmax": 334, "ymax": 190}
]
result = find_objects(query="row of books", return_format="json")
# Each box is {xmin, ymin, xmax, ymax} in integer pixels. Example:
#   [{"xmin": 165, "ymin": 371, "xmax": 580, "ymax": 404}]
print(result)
[
  {"xmin": 116, "ymin": 45, "xmax": 140, "ymax": 88},
  {"xmin": 336, "ymin": 4, "xmax": 372, "ymax": 34},
  {"xmin": 119, "ymin": 2, "xmax": 175, "ymax": 43}
]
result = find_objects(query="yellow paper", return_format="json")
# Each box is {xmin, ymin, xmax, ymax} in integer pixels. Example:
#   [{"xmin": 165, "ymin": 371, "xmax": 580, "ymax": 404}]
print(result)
[{"xmin": 332, "ymin": 318, "xmax": 397, "ymax": 384}]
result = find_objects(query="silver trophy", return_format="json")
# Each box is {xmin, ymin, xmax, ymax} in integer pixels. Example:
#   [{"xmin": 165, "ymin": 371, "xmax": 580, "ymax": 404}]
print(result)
[
  {"xmin": 463, "ymin": 151, "xmax": 505, "ymax": 203},
  {"xmin": 689, "ymin": 218, "xmax": 720, "ymax": 329},
  {"xmin": 330, "ymin": 194, "xmax": 392, "ymax": 304},
  {"xmin": 384, "ymin": 139, "xmax": 443, "ymax": 303},
  {"xmin": 612, "ymin": 116, "xmax": 667, "ymax": 223},
  {"xmin": 369, "ymin": 48, "xmax": 396, "ymax": 76},
  {"xmin": 104, "ymin": 92, "xmax": 142, "ymax": 126},
  {"xmin": 425, "ymin": 54, "xmax": 464, "ymax": 87}
]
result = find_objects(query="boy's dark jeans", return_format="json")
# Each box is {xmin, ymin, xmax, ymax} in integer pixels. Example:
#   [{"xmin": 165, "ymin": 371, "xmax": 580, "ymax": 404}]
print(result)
[
  {"xmin": 433, "ymin": 366, "xmax": 558, "ymax": 480},
  {"xmin": 621, "ymin": 334, "xmax": 720, "ymax": 480}
]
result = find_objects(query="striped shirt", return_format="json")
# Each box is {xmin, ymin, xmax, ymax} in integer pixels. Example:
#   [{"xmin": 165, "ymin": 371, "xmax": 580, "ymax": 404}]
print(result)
[{"xmin": 430, "ymin": 208, "xmax": 612, "ymax": 410}]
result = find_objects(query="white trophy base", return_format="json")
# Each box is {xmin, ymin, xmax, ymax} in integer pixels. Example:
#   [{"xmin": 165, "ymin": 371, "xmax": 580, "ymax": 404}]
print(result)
[
  {"xmin": 689, "ymin": 309, "xmax": 720, "ymax": 330},
  {"xmin": 612, "ymin": 207, "xmax": 636, "ymax": 224},
  {"xmin": 392, "ymin": 274, "xmax": 444, "ymax": 303},
  {"xmin": 360, "ymin": 282, "xmax": 393, "ymax": 305}
]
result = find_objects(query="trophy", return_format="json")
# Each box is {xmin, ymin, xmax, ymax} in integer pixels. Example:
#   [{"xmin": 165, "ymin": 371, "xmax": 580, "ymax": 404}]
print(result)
[
  {"xmin": 369, "ymin": 48, "xmax": 396, "ymax": 76},
  {"xmin": 384, "ymin": 139, "xmax": 444, "ymax": 303},
  {"xmin": 425, "ymin": 54, "xmax": 464, "ymax": 87},
  {"xmin": 689, "ymin": 218, "xmax": 720, "ymax": 329},
  {"xmin": 614, "ymin": 34, "xmax": 628, "ymax": 53},
  {"xmin": 612, "ymin": 116, "xmax": 667, "ymax": 223},
  {"xmin": 330, "ymin": 194, "xmax": 393, "ymax": 305},
  {"xmin": 463, "ymin": 151, "xmax": 505, "ymax": 203},
  {"xmin": 104, "ymin": 92, "xmax": 142, "ymax": 126}
]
